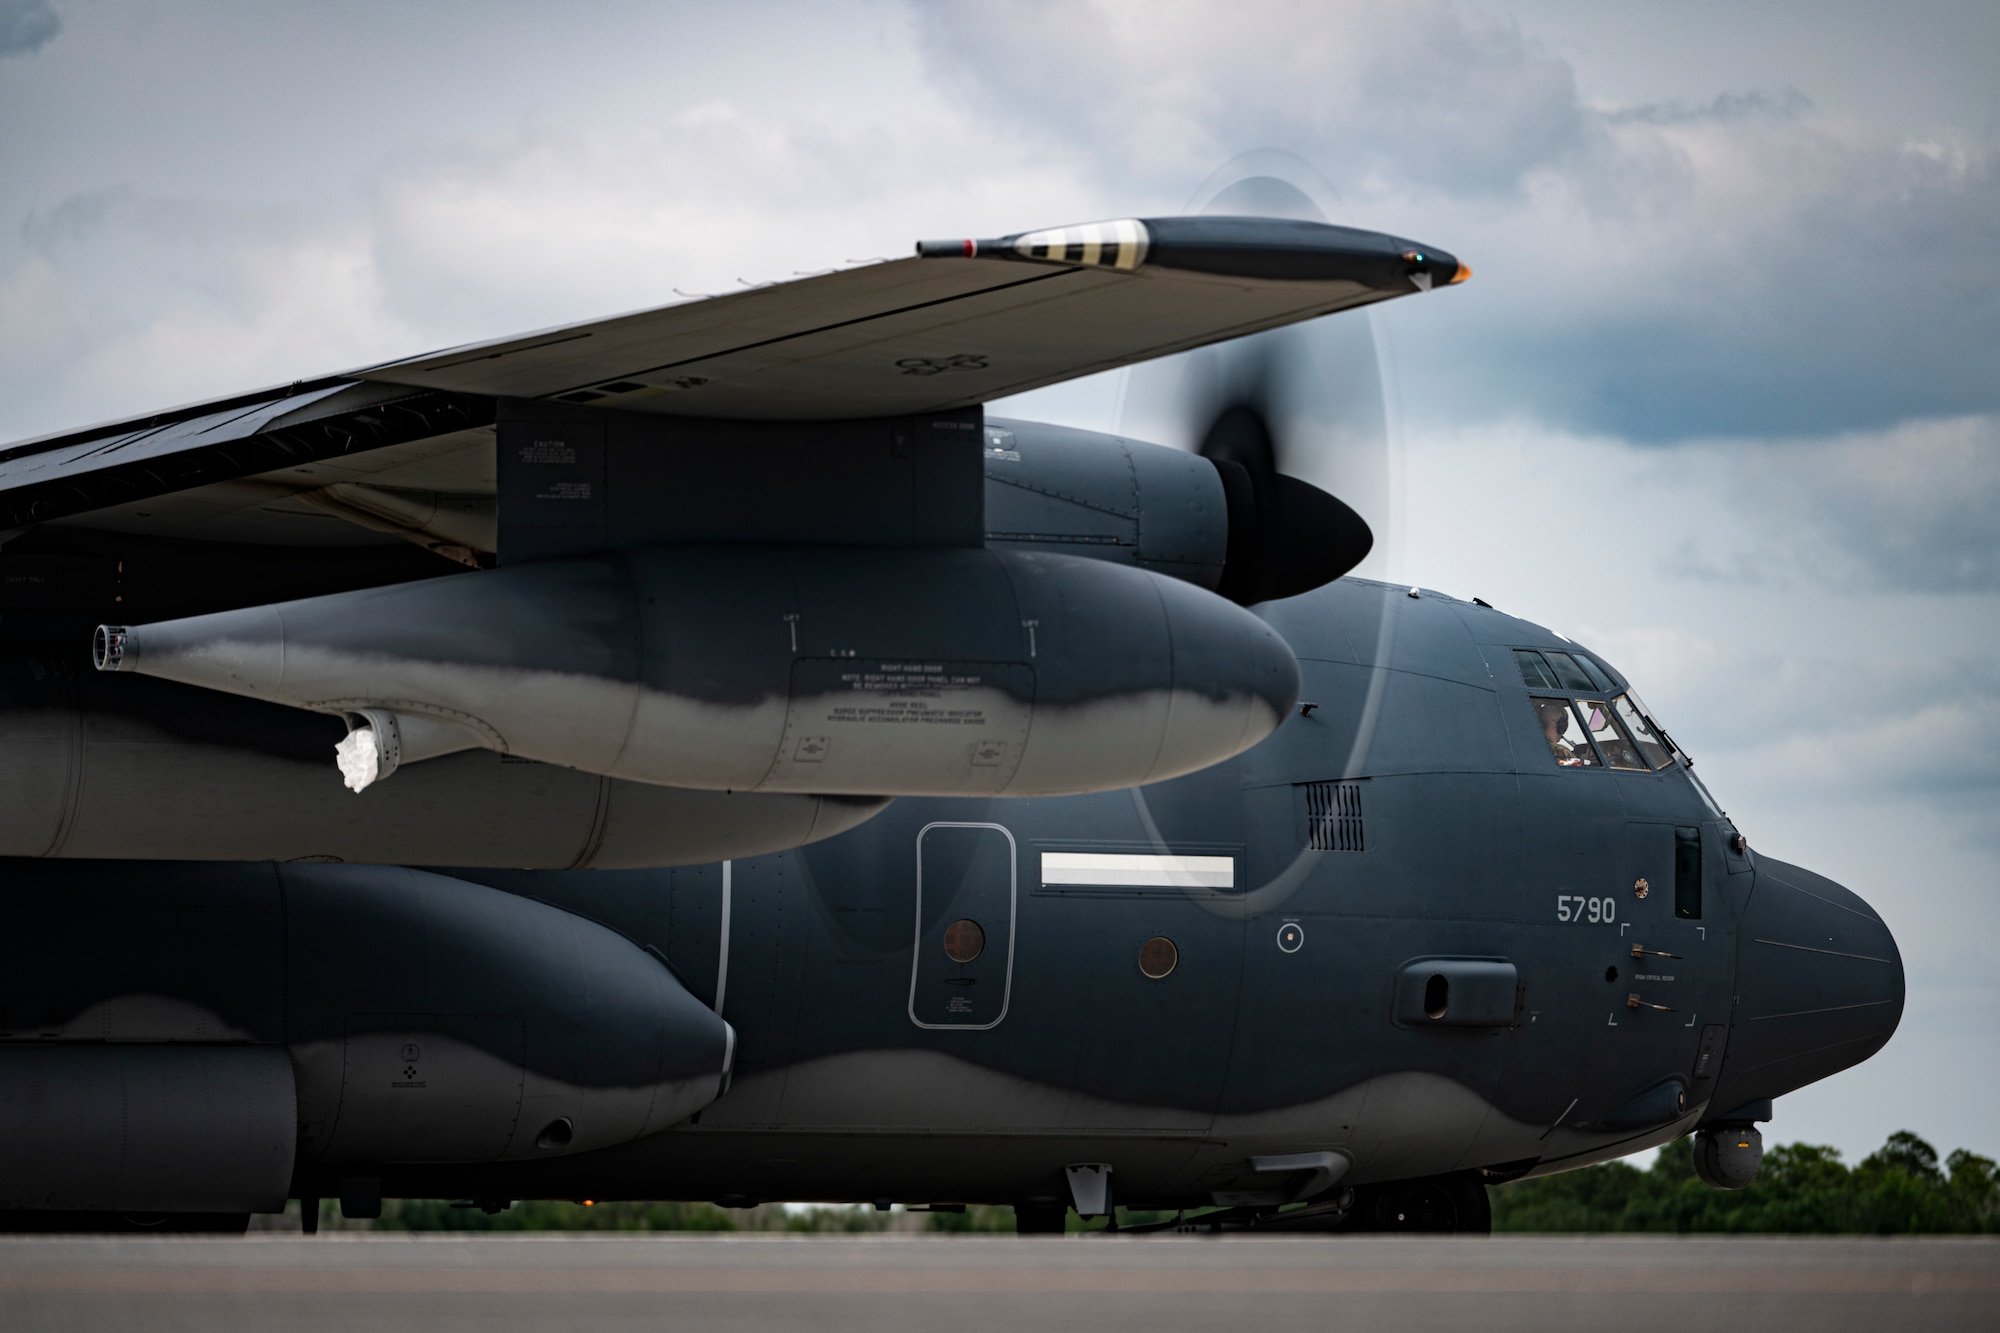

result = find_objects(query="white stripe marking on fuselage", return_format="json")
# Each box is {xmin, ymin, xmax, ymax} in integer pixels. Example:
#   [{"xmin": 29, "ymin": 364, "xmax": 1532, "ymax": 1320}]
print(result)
[{"xmin": 1040, "ymin": 851, "xmax": 1234, "ymax": 889}]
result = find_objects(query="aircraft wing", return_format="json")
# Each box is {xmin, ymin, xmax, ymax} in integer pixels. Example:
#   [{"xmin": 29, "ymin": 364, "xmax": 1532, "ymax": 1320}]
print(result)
[
  {"xmin": 0, "ymin": 215, "xmax": 1464, "ymax": 541},
  {"xmin": 358, "ymin": 216, "xmax": 1462, "ymax": 419}
]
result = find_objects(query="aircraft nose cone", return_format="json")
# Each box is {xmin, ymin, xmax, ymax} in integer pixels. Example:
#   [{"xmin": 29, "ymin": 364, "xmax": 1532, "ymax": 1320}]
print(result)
[{"xmin": 1709, "ymin": 856, "xmax": 1904, "ymax": 1113}]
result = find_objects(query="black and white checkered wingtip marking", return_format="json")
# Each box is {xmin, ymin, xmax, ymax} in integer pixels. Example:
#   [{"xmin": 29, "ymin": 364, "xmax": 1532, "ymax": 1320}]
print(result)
[{"xmin": 917, "ymin": 218, "xmax": 1151, "ymax": 271}]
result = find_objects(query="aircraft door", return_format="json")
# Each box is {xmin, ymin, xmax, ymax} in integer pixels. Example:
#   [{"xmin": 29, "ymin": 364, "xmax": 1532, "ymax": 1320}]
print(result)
[
  {"xmin": 908, "ymin": 822, "xmax": 1017, "ymax": 1030},
  {"xmin": 1589, "ymin": 820, "xmax": 1733, "ymax": 1126}
]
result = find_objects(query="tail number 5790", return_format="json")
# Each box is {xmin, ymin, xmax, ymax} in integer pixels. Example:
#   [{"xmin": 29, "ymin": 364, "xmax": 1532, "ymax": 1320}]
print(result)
[{"xmin": 1556, "ymin": 895, "xmax": 1615, "ymax": 924}]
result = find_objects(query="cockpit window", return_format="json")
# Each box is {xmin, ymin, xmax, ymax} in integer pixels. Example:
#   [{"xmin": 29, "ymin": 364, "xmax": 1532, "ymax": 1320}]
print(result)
[
  {"xmin": 1517, "ymin": 647, "xmax": 1617, "ymax": 693},
  {"xmin": 1520, "ymin": 647, "xmax": 1685, "ymax": 774},
  {"xmin": 1575, "ymin": 699, "xmax": 1648, "ymax": 770},
  {"xmin": 1613, "ymin": 695, "xmax": 1675, "ymax": 769},
  {"xmin": 1533, "ymin": 697, "xmax": 1597, "ymax": 767},
  {"xmin": 1544, "ymin": 651, "xmax": 1598, "ymax": 692},
  {"xmin": 1514, "ymin": 650, "xmax": 1561, "ymax": 690}
]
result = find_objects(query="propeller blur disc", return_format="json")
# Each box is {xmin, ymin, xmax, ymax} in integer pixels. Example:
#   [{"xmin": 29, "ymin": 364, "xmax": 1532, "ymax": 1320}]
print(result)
[
  {"xmin": 1122, "ymin": 153, "xmax": 1412, "ymax": 916},
  {"xmin": 1117, "ymin": 152, "xmax": 1401, "ymax": 593}
]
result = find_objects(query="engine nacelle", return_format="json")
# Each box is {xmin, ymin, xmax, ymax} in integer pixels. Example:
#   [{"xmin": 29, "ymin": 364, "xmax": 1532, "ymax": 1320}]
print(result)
[
  {"xmin": 982, "ymin": 419, "xmax": 1229, "ymax": 587},
  {"xmin": 982, "ymin": 419, "xmax": 1371, "ymax": 605},
  {"xmin": 95, "ymin": 544, "xmax": 1297, "ymax": 798},
  {"xmin": 0, "ymin": 860, "xmax": 734, "ymax": 1215}
]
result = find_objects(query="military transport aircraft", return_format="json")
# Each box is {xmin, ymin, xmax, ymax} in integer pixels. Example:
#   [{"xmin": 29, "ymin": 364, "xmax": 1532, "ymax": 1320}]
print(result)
[{"xmin": 0, "ymin": 177, "xmax": 1901, "ymax": 1234}]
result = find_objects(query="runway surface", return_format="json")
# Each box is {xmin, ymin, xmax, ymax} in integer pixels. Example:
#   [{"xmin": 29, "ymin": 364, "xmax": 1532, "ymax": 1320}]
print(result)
[{"xmin": 0, "ymin": 1233, "xmax": 1993, "ymax": 1331}]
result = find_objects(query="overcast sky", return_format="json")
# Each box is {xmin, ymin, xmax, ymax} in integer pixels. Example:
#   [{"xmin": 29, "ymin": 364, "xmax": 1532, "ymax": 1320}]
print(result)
[{"xmin": 2, "ymin": 0, "xmax": 1995, "ymax": 1164}]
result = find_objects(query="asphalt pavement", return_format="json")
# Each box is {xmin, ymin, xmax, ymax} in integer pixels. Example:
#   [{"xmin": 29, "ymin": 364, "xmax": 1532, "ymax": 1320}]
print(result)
[{"xmin": 0, "ymin": 1233, "xmax": 1993, "ymax": 1331}]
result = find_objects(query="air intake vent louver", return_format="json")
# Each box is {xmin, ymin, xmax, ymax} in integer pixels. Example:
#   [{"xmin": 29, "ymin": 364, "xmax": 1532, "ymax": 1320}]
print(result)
[{"xmin": 1303, "ymin": 780, "xmax": 1365, "ymax": 852}]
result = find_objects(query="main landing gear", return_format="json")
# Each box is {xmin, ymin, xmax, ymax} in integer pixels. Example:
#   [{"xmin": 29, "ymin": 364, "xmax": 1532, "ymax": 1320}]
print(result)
[
  {"xmin": 1344, "ymin": 1172, "xmax": 1492, "ymax": 1234},
  {"xmin": 1030, "ymin": 1170, "xmax": 1496, "ymax": 1236}
]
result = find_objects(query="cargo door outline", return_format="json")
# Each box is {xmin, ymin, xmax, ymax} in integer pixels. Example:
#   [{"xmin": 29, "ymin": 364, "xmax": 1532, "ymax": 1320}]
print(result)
[{"xmin": 908, "ymin": 821, "xmax": 1018, "ymax": 1031}]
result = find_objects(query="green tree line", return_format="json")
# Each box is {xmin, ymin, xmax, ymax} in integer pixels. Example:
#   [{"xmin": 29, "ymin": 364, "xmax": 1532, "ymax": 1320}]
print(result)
[{"xmin": 1492, "ymin": 1131, "xmax": 2000, "ymax": 1233}]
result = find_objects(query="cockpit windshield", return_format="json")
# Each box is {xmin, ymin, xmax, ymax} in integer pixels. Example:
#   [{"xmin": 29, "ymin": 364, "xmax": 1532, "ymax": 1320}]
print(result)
[
  {"xmin": 1613, "ymin": 694, "xmax": 1675, "ymax": 769},
  {"xmin": 1533, "ymin": 696, "xmax": 1596, "ymax": 767},
  {"xmin": 1516, "ymin": 648, "xmax": 1680, "ymax": 773},
  {"xmin": 1575, "ymin": 698, "xmax": 1647, "ymax": 770}
]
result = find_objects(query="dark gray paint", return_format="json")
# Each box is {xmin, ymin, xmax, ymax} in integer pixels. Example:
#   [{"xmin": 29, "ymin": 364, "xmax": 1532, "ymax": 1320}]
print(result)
[
  {"xmin": 982, "ymin": 418, "xmax": 1230, "ymax": 588},
  {"xmin": 0, "ymin": 1045, "xmax": 294, "ymax": 1213},
  {"xmin": 0, "ymin": 579, "xmax": 1902, "ymax": 1215},
  {"xmin": 0, "ymin": 861, "xmax": 735, "ymax": 1177},
  {"xmin": 498, "ymin": 406, "xmax": 987, "ymax": 564},
  {"xmin": 421, "ymin": 582, "xmax": 1898, "ymax": 1207}
]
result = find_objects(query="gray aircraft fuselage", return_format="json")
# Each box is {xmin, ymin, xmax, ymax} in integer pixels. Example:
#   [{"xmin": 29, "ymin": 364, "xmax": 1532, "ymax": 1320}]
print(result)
[
  {"xmin": 0, "ymin": 573, "xmax": 1897, "ymax": 1222},
  {"xmin": 414, "ymin": 576, "xmax": 1901, "ymax": 1211}
]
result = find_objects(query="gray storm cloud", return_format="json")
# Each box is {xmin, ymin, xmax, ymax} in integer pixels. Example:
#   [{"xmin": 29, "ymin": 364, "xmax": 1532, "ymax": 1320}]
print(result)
[
  {"xmin": 917, "ymin": 0, "xmax": 1595, "ymax": 196},
  {"xmin": 1694, "ymin": 415, "xmax": 2000, "ymax": 594},
  {"xmin": 0, "ymin": 0, "xmax": 58, "ymax": 58},
  {"xmin": 915, "ymin": 0, "xmax": 2000, "ymax": 443}
]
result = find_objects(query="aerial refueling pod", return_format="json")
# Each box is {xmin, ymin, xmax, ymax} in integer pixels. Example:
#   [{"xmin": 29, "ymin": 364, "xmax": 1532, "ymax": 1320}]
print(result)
[
  {"xmin": 0, "ymin": 665, "xmax": 884, "ymax": 868},
  {"xmin": 94, "ymin": 545, "xmax": 1297, "ymax": 798}
]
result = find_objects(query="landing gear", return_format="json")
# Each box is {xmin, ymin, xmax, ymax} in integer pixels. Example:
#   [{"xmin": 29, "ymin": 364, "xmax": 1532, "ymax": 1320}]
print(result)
[{"xmin": 1347, "ymin": 1172, "xmax": 1492, "ymax": 1234}]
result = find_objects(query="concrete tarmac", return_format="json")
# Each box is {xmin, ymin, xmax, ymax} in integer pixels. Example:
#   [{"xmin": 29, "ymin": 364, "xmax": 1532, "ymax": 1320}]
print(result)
[{"xmin": 0, "ymin": 1233, "xmax": 1994, "ymax": 1331}]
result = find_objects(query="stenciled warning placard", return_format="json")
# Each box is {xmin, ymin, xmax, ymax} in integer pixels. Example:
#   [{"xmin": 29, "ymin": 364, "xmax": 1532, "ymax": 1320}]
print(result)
[{"xmin": 768, "ymin": 658, "xmax": 1033, "ymax": 793}]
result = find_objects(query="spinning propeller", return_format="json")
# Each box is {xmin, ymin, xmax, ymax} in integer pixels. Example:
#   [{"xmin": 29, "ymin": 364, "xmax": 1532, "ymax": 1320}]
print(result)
[
  {"xmin": 1119, "ymin": 154, "xmax": 1409, "ymax": 605},
  {"xmin": 1115, "ymin": 155, "xmax": 1450, "ymax": 900}
]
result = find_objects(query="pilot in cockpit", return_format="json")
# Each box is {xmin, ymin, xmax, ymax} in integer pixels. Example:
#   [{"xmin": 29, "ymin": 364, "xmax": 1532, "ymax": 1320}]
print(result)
[{"xmin": 1537, "ymin": 699, "xmax": 1589, "ymax": 767}]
